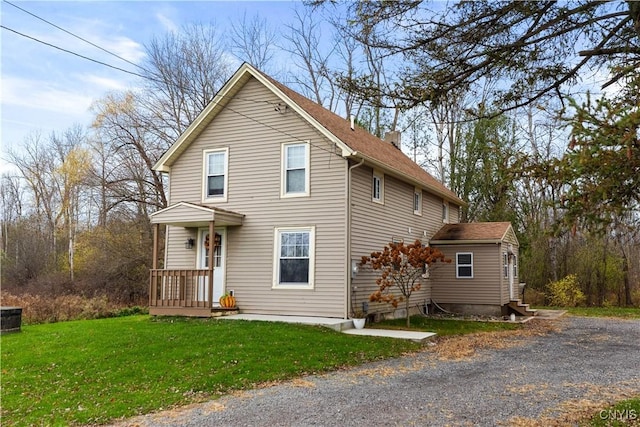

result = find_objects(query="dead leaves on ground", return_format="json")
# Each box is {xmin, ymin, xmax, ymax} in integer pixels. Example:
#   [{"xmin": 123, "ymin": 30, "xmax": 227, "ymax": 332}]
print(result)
[
  {"xmin": 506, "ymin": 381, "xmax": 640, "ymax": 427},
  {"xmin": 431, "ymin": 319, "xmax": 562, "ymax": 361}
]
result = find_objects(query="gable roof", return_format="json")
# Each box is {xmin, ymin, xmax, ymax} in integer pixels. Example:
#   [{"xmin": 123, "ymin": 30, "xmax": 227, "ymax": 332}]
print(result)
[
  {"xmin": 149, "ymin": 201, "xmax": 244, "ymax": 227},
  {"xmin": 153, "ymin": 63, "xmax": 464, "ymax": 205},
  {"xmin": 430, "ymin": 222, "xmax": 515, "ymax": 244}
]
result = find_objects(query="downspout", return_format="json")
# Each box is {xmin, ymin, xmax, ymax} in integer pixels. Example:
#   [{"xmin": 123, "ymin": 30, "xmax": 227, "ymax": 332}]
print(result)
[{"xmin": 346, "ymin": 156, "xmax": 365, "ymax": 319}]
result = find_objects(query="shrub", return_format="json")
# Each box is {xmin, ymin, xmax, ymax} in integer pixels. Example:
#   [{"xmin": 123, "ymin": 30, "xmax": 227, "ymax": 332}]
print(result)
[
  {"xmin": 546, "ymin": 274, "xmax": 586, "ymax": 307},
  {"xmin": 0, "ymin": 291, "xmax": 146, "ymax": 324}
]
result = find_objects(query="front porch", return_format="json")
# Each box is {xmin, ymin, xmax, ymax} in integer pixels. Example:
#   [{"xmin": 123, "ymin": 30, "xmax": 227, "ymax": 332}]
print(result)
[{"xmin": 149, "ymin": 202, "xmax": 244, "ymax": 316}]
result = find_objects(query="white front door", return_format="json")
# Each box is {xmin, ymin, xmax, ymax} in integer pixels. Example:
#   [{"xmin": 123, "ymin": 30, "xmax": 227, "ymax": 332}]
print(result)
[{"xmin": 198, "ymin": 227, "xmax": 226, "ymax": 305}]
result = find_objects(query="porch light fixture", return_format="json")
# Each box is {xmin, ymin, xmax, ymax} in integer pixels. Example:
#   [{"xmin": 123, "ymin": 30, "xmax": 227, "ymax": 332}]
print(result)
[{"xmin": 185, "ymin": 238, "xmax": 195, "ymax": 250}]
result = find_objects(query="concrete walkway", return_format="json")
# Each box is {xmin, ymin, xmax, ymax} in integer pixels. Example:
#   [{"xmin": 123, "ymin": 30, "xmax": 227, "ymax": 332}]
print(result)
[
  {"xmin": 343, "ymin": 327, "xmax": 436, "ymax": 342},
  {"xmin": 219, "ymin": 313, "xmax": 436, "ymax": 342}
]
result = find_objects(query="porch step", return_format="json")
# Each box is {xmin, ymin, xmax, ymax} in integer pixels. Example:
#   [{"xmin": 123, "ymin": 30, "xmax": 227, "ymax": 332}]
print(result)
[
  {"xmin": 210, "ymin": 307, "xmax": 239, "ymax": 317},
  {"xmin": 508, "ymin": 299, "xmax": 537, "ymax": 317}
]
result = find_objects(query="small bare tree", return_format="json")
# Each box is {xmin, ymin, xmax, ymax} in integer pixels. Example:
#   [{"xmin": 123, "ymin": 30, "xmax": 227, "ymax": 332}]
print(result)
[{"xmin": 360, "ymin": 240, "xmax": 450, "ymax": 327}]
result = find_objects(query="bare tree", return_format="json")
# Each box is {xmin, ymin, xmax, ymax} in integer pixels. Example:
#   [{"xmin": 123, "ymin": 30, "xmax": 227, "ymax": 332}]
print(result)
[
  {"xmin": 229, "ymin": 12, "xmax": 278, "ymax": 70},
  {"xmin": 143, "ymin": 23, "xmax": 234, "ymax": 145},
  {"xmin": 282, "ymin": 7, "xmax": 338, "ymax": 110}
]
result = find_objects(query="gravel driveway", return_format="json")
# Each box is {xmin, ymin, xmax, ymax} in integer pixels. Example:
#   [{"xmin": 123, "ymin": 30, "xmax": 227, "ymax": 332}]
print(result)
[{"xmin": 111, "ymin": 316, "xmax": 640, "ymax": 427}]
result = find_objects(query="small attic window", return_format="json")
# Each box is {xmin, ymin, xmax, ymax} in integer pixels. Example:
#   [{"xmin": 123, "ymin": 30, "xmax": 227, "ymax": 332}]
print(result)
[{"xmin": 372, "ymin": 171, "xmax": 384, "ymax": 204}]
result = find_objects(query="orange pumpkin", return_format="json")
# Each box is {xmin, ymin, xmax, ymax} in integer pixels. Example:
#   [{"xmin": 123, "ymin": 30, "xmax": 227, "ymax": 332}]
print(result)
[{"xmin": 219, "ymin": 294, "xmax": 236, "ymax": 308}]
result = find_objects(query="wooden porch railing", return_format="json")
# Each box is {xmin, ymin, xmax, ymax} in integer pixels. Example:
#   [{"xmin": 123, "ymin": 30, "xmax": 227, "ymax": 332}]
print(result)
[{"xmin": 149, "ymin": 269, "xmax": 213, "ymax": 309}]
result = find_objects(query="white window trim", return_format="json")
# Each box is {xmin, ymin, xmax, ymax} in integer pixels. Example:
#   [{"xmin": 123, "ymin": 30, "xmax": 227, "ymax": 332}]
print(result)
[
  {"xmin": 281, "ymin": 142, "xmax": 310, "ymax": 198},
  {"xmin": 272, "ymin": 226, "xmax": 315, "ymax": 289},
  {"xmin": 513, "ymin": 254, "xmax": 518, "ymax": 278},
  {"xmin": 503, "ymin": 252, "xmax": 509, "ymax": 278},
  {"xmin": 414, "ymin": 187, "xmax": 422, "ymax": 216},
  {"xmin": 442, "ymin": 202, "xmax": 449, "ymax": 223},
  {"xmin": 372, "ymin": 170, "xmax": 384, "ymax": 204},
  {"xmin": 202, "ymin": 148, "xmax": 229, "ymax": 203},
  {"xmin": 456, "ymin": 252, "xmax": 474, "ymax": 279}
]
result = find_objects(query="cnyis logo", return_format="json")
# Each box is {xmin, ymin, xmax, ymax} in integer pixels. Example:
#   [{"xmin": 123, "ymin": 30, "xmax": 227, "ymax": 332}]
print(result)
[{"xmin": 598, "ymin": 409, "xmax": 638, "ymax": 421}]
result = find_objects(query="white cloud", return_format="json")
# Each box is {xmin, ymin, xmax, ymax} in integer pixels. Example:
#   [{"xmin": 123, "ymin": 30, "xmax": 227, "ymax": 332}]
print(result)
[
  {"xmin": 2, "ymin": 76, "xmax": 94, "ymax": 116},
  {"xmin": 77, "ymin": 74, "xmax": 130, "ymax": 92},
  {"xmin": 156, "ymin": 13, "xmax": 179, "ymax": 34}
]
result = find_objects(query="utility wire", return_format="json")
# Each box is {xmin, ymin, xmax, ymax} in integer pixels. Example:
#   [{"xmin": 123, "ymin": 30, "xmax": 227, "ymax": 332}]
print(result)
[
  {"xmin": 224, "ymin": 105, "xmax": 342, "ymax": 158},
  {"xmin": 1, "ymin": 22, "xmax": 342, "ymax": 156},
  {"xmin": 3, "ymin": 0, "xmax": 147, "ymax": 73},
  {"xmin": 1, "ymin": 25, "xmax": 151, "ymax": 81},
  {"xmin": 1, "ymin": 7, "xmax": 349, "ymax": 152}
]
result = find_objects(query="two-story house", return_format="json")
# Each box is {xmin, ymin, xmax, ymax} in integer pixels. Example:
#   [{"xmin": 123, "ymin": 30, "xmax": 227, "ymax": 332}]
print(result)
[{"xmin": 148, "ymin": 63, "xmax": 532, "ymax": 320}]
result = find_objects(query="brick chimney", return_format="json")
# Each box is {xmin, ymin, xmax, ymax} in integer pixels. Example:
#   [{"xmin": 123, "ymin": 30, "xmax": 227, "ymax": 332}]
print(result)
[{"xmin": 384, "ymin": 131, "xmax": 402, "ymax": 150}]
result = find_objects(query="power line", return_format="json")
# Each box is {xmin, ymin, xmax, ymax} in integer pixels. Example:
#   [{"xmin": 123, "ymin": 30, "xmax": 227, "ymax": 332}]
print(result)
[
  {"xmin": 1, "ymin": 25, "xmax": 151, "ymax": 81},
  {"xmin": 2, "ymin": 0, "xmax": 147, "ymax": 73},
  {"xmin": 224, "ymin": 105, "xmax": 341, "ymax": 158}
]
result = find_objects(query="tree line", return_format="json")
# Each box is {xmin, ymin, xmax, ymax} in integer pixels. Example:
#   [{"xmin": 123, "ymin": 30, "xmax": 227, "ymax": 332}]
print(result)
[{"xmin": 2, "ymin": 2, "xmax": 638, "ymax": 308}]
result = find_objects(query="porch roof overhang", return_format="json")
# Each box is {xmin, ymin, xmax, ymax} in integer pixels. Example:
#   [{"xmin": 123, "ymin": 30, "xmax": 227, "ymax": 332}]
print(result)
[{"xmin": 149, "ymin": 202, "xmax": 244, "ymax": 227}]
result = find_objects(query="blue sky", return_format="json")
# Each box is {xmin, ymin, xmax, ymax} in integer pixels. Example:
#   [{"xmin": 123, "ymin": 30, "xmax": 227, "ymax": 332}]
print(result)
[{"xmin": 0, "ymin": 0, "xmax": 303, "ymax": 172}]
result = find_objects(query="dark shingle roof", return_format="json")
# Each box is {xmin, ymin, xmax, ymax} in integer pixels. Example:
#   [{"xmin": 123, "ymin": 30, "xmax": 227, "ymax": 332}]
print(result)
[
  {"xmin": 431, "ymin": 222, "xmax": 513, "ymax": 242},
  {"xmin": 256, "ymin": 69, "xmax": 464, "ymax": 205}
]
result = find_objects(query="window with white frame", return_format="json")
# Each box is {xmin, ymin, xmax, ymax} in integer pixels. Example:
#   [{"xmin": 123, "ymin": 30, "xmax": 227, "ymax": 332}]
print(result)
[
  {"xmin": 513, "ymin": 254, "xmax": 518, "ymax": 277},
  {"xmin": 456, "ymin": 252, "xmax": 473, "ymax": 278},
  {"xmin": 282, "ymin": 142, "xmax": 309, "ymax": 197},
  {"xmin": 414, "ymin": 188, "xmax": 422, "ymax": 215},
  {"xmin": 503, "ymin": 253, "xmax": 508, "ymax": 278},
  {"xmin": 372, "ymin": 171, "xmax": 384, "ymax": 203},
  {"xmin": 203, "ymin": 148, "xmax": 228, "ymax": 201},
  {"xmin": 273, "ymin": 226, "xmax": 315, "ymax": 288}
]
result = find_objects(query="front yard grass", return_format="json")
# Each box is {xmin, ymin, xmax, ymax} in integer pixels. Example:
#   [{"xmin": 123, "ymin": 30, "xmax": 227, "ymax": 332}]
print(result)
[
  {"xmin": 373, "ymin": 315, "xmax": 523, "ymax": 336},
  {"xmin": 0, "ymin": 315, "xmax": 420, "ymax": 426},
  {"xmin": 536, "ymin": 306, "xmax": 640, "ymax": 319}
]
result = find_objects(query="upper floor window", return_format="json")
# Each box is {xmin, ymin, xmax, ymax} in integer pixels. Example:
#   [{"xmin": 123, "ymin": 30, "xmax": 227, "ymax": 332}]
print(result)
[
  {"xmin": 414, "ymin": 188, "xmax": 422, "ymax": 215},
  {"xmin": 203, "ymin": 148, "xmax": 228, "ymax": 202},
  {"xmin": 456, "ymin": 252, "xmax": 473, "ymax": 278},
  {"xmin": 372, "ymin": 171, "xmax": 384, "ymax": 203},
  {"xmin": 282, "ymin": 142, "xmax": 309, "ymax": 197}
]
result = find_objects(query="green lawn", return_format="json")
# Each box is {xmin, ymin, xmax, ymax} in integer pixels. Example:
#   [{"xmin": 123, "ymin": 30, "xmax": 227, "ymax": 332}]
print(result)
[
  {"xmin": 0, "ymin": 315, "xmax": 420, "ymax": 426},
  {"xmin": 373, "ymin": 315, "xmax": 522, "ymax": 336},
  {"xmin": 536, "ymin": 306, "xmax": 640, "ymax": 319}
]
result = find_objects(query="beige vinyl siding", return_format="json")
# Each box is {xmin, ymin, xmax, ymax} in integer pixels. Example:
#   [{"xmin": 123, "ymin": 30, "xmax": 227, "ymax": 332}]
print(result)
[
  {"xmin": 430, "ymin": 244, "xmax": 504, "ymax": 305},
  {"xmin": 167, "ymin": 77, "xmax": 347, "ymax": 317},
  {"xmin": 449, "ymin": 204, "xmax": 461, "ymax": 223},
  {"xmin": 165, "ymin": 226, "xmax": 197, "ymax": 269},
  {"xmin": 350, "ymin": 165, "xmax": 443, "ymax": 315}
]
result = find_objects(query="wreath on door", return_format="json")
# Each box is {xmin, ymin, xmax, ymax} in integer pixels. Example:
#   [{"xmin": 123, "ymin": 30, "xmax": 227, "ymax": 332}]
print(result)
[{"xmin": 203, "ymin": 233, "xmax": 222, "ymax": 250}]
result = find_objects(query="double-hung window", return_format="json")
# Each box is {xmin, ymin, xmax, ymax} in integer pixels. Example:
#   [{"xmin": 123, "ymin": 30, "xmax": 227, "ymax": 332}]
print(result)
[
  {"xmin": 372, "ymin": 171, "xmax": 384, "ymax": 203},
  {"xmin": 456, "ymin": 252, "xmax": 473, "ymax": 278},
  {"xmin": 203, "ymin": 148, "xmax": 228, "ymax": 201},
  {"xmin": 513, "ymin": 255, "xmax": 518, "ymax": 278},
  {"xmin": 273, "ymin": 226, "xmax": 315, "ymax": 288},
  {"xmin": 282, "ymin": 142, "xmax": 309, "ymax": 197}
]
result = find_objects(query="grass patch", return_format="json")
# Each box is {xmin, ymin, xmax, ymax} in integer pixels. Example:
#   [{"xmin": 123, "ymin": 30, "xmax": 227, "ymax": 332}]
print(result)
[
  {"xmin": 373, "ymin": 315, "xmax": 522, "ymax": 336},
  {"xmin": 590, "ymin": 398, "xmax": 640, "ymax": 426},
  {"xmin": 536, "ymin": 306, "xmax": 640, "ymax": 319},
  {"xmin": 0, "ymin": 315, "xmax": 420, "ymax": 426}
]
